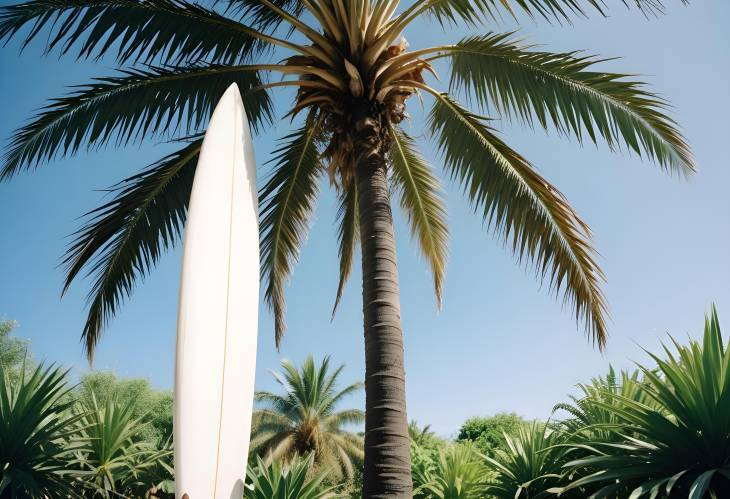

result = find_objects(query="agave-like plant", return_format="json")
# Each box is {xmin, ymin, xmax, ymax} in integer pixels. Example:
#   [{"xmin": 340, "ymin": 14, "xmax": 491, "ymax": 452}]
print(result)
[
  {"xmin": 1, "ymin": 0, "xmax": 694, "ymax": 494},
  {"xmin": 70, "ymin": 395, "xmax": 172, "ymax": 498},
  {"xmin": 0, "ymin": 362, "xmax": 81, "ymax": 498},
  {"xmin": 482, "ymin": 422, "xmax": 573, "ymax": 499},
  {"xmin": 245, "ymin": 453, "xmax": 337, "ymax": 499},
  {"xmin": 251, "ymin": 356, "xmax": 364, "ymax": 480},
  {"xmin": 558, "ymin": 307, "xmax": 730, "ymax": 498},
  {"xmin": 553, "ymin": 366, "xmax": 653, "ymax": 444},
  {"xmin": 413, "ymin": 443, "xmax": 487, "ymax": 499}
]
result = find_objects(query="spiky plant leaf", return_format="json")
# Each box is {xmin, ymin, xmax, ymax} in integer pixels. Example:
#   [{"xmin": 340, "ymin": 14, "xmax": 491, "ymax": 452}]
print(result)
[
  {"xmin": 69, "ymin": 394, "xmax": 171, "ymax": 497},
  {"xmin": 559, "ymin": 306, "xmax": 730, "ymax": 498},
  {"xmin": 1, "ymin": 65, "xmax": 271, "ymax": 179},
  {"xmin": 447, "ymin": 33, "xmax": 694, "ymax": 175},
  {"xmin": 332, "ymin": 179, "xmax": 359, "ymax": 317},
  {"xmin": 389, "ymin": 127, "xmax": 448, "ymax": 306},
  {"xmin": 63, "ymin": 139, "xmax": 201, "ymax": 359},
  {"xmin": 428, "ymin": 92, "xmax": 608, "ymax": 347},
  {"xmin": 0, "ymin": 0, "xmax": 268, "ymax": 65},
  {"xmin": 250, "ymin": 356, "xmax": 364, "ymax": 480},
  {"xmin": 0, "ymin": 362, "xmax": 82, "ymax": 498},
  {"xmin": 260, "ymin": 121, "xmax": 323, "ymax": 347},
  {"xmin": 482, "ymin": 422, "xmax": 572, "ymax": 499},
  {"xmin": 246, "ymin": 453, "xmax": 336, "ymax": 499}
]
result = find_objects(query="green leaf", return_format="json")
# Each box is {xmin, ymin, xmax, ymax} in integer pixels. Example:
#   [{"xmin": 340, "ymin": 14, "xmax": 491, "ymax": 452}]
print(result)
[
  {"xmin": 0, "ymin": 0, "xmax": 266, "ymax": 65},
  {"xmin": 389, "ymin": 126, "xmax": 448, "ymax": 306},
  {"xmin": 331, "ymin": 179, "xmax": 359, "ymax": 318},
  {"xmin": 447, "ymin": 33, "xmax": 694, "ymax": 175},
  {"xmin": 1, "ymin": 64, "xmax": 271, "ymax": 180},
  {"xmin": 260, "ymin": 120, "xmax": 323, "ymax": 347},
  {"xmin": 423, "ymin": 0, "xmax": 686, "ymax": 26},
  {"xmin": 428, "ymin": 92, "xmax": 608, "ymax": 347},
  {"xmin": 62, "ymin": 139, "xmax": 201, "ymax": 360}
]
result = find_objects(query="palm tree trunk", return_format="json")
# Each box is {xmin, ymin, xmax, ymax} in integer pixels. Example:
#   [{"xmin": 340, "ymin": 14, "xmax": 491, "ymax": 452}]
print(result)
[{"xmin": 356, "ymin": 121, "xmax": 412, "ymax": 498}]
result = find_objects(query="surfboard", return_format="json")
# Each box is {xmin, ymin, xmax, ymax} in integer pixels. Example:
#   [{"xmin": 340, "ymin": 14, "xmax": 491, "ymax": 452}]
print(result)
[{"xmin": 174, "ymin": 83, "xmax": 259, "ymax": 499}]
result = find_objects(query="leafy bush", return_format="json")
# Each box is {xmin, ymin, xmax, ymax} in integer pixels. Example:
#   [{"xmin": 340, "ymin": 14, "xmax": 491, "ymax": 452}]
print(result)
[
  {"xmin": 457, "ymin": 413, "xmax": 526, "ymax": 457},
  {"xmin": 482, "ymin": 422, "xmax": 570, "ymax": 499},
  {"xmin": 413, "ymin": 442, "xmax": 488, "ymax": 499},
  {"xmin": 558, "ymin": 306, "xmax": 730, "ymax": 498},
  {"xmin": 0, "ymin": 362, "xmax": 80, "ymax": 498},
  {"xmin": 69, "ymin": 394, "xmax": 172, "ymax": 498},
  {"xmin": 245, "ymin": 453, "xmax": 337, "ymax": 499}
]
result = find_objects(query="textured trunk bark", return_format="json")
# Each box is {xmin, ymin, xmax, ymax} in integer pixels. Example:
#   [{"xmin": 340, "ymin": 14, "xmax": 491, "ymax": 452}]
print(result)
[{"xmin": 356, "ymin": 135, "xmax": 412, "ymax": 498}]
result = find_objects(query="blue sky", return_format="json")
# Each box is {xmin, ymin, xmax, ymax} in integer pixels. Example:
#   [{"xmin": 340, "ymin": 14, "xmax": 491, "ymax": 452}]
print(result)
[{"xmin": 1, "ymin": 1, "xmax": 728, "ymax": 437}]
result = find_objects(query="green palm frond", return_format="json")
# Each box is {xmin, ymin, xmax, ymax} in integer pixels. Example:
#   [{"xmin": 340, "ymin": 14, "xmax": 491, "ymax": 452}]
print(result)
[
  {"xmin": 1, "ymin": 65, "xmax": 271, "ymax": 179},
  {"xmin": 227, "ymin": 0, "xmax": 304, "ymax": 33},
  {"xmin": 63, "ymin": 139, "xmax": 201, "ymax": 359},
  {"xmin": 389, "ymin": 127, "xmax": 448, "ymax": 306},
  {"xmin": 332, "ymin": 180, "xmax": 359, "ymax": 317},
  {"xmin": 260, "ymin": 121, "xmax": 323, "ymax": 347},
  {"xmin": 0, "ymin": 0, "xmax": 267, "ymax": 65},
  {"xmin": 428, "ymin": 92, "xmax": 608, "ymax": 347},
  {"xmin": 446, "ymin": 33, "xmax": 694, "ymax": 175},
  {"xmin": 416, "ymin": 0, "xmax": 684, "ymax": 28}
]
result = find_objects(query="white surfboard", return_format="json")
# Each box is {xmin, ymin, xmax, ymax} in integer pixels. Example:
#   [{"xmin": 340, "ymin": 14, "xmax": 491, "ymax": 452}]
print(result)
[{"xmin": 174, "ymin": 83, "xmax": 259, "ymax": 499}]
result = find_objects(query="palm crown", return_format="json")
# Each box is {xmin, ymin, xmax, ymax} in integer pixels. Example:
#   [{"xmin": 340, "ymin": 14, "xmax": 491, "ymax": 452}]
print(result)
[
  {"xmin": 1, "ymin": 0, "xmax": 692, "ymax": 357},
  {"xmin": 1, "ymin": 0, "xmax": 694, "ymax": 494},
  {"xmin": 250, "ymin": 356, "xmax": 364, "ymax": 479}
]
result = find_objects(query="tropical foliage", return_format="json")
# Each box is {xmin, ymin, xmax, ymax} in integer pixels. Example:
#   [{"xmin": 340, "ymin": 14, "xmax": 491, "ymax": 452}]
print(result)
[
  {"xmin": 0, "ymin": 325, "xmax": 173, "ymax": 498},
  {"xmin": 413, "ymin": 442, "xmax": 488, "ymax": 499},
  {"xmin": 482, "ymin": 422, "xmax": 570, "ymax": 499},
  {"xmin": 556, "ymin": 306, "xmax": 730, "ymax": 498},
  {"xmin": 245, "ymin": 453, "xmax": 337, "ymax": 499},
  {"xmin": 1, "ymin": 0, "xmax": 694, "ymax": 493},
  {"xmin": 0, "ymin": 362, "xmax": 79, "ymax": 498},
  {"xmin": 250, "ymin": 356, "xmax": 364, "ymax": 480},
  {"xmin": 457, "ymin": 413, "xmax": 527, "ymax": 458}
]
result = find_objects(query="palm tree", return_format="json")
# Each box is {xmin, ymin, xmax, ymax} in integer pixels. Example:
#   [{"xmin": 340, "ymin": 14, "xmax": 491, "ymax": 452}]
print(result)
[
  {"xmin": 251, "ymin": 356, "xmax": 364, "ymax": 480},
  {"xmin": 0, "ymin": 0, "xmax": 694, "ymax": 495}
]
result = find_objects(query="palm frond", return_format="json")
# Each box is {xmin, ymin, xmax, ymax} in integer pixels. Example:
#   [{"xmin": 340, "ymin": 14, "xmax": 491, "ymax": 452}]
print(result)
[
  {"xmin": 63, "ymin": 139, "xmax": 201, "ymax": 360},
  {"xmin": 447, "ymin": 33, "xmax": 694, "ymax": 175},
  {"xmin": 428, "ymin": 92, "xmax": 608, "ymax": 347},
  {"xmin": 227, "ymin": 0, "xmax": 304, "ymax": 34},
  {"xmin": 260, "ymin": 120, "xmax": 323, "ymax": 347},
  {"xmin": 421, "ymin": 0, "xmax": 685, "ymax": 26},
  {"xmin": 0, "ymin": 0, "xmax": 268, "ymax": 65},
  {"xmin": 389, "ymin": 126, "xmax": 448, "ymax": 306},
  {"xmin": 331, "ymin": 179, "xmax": 359, "ymax": 318},
  {"xmin": 1, "ymin": 64, "xmax": 271, "ymax": 180}
]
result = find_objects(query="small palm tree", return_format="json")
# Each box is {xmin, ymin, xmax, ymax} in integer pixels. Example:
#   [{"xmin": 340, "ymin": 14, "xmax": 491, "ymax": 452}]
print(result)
[
  {"xmin": 1, "ymin": 0, "xmax": 694, "ymax": 494},
  {"xmin": 251, "ymin": 356, "xmax": 364, "ymax": 480},
  {"xmin": 0, "ymin": 362, "xmax": 81, "ymax": 498}
]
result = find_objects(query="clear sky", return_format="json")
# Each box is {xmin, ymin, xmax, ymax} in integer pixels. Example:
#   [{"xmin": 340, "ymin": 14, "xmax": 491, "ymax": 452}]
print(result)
[{"xmin": 1, "ymin": 1, "xmax": 728, "ymax": 437}]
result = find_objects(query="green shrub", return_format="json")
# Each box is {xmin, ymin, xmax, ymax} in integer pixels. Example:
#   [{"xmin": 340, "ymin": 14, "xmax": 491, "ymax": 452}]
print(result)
[
  {"xmin": 558, "ymin": 306, "xmax": 730, "ymax": 498},
  {"xmin": 245, "ymin": 453, "xmax": 338, "ymax": 498},
  {"xmin": 457, "ymin": 413, "xmax": 526, "ymax": 457},
  {"xmin": 0, "ymin": 362, "xmax": 80, "ymax": 498}
]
